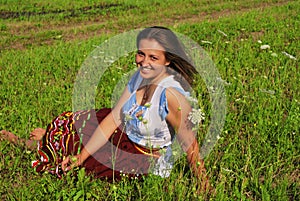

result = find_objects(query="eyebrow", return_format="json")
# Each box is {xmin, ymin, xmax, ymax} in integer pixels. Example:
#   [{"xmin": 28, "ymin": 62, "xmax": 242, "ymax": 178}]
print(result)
[{"xmin": 137, "ymin": 50, "xmax": 160, "ymax": 57}]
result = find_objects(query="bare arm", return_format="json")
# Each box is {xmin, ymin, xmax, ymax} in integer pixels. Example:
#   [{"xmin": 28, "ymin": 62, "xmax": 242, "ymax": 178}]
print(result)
[
  {"xmin": 62, "ymin": 87, "xmax": 131, "ymax": 170},
  {"xmin": 165, "ymin": 88, "xmax": 209, "ymax": 188}
]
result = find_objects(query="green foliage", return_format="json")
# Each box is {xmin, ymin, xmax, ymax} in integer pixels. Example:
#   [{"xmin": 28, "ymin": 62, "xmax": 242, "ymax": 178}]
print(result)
[{"xmin": 0, "ymin": 0, "xmax": 299, "ymax": 200}]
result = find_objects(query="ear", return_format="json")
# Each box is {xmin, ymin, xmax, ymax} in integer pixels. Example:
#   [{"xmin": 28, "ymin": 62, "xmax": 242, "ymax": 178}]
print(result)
[{"xmin": 165, "ymin": 60, "xmax": 170, "ymax": 66}]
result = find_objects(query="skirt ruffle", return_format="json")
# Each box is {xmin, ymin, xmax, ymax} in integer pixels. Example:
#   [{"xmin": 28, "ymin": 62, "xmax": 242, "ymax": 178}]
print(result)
[{"xmin": 32, "ymin": 108, "xmax": 156, "ymax": 181}]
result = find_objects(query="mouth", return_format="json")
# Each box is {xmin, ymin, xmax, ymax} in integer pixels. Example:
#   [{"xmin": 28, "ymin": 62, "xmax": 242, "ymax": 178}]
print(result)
[{"xmin": 140, "ymin": 66, "xmax": 153, "ymax": 71}]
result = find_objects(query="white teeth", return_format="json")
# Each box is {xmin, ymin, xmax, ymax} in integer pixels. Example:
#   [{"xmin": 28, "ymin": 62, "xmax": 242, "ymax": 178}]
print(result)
[{"xmin": 141, "ymin": 66, "xmax": 152, "ymax": 70}]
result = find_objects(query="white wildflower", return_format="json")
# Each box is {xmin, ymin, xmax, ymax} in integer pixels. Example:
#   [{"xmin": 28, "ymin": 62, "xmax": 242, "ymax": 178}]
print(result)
[
  {"xmin": 201, "ymin": 40, "xmax": 212, "ymax": 44},
  {"xmin": 186, "ymin": 96, "xmax": 198, "ymax": 104},
  {"xmin": 257, "ymin": 40, "xmax": 262, "ymax": 44},
  {"xmin": 217, "ymin": 29, "xmax": 228, "ymax": 37},
  {"xmin": 260, "ymin": 89, "xmax": 275, "ymax": 95},
  {"xmin": 260, "ymin": 44, "xmax": 270, "ymax": 50},
  {"xmin": 271, "ymin": 52, "xmax": 278, "ymax": 57},
  {"xmin": 282, "ymin": 51, "xmax": 297, "ymax": 60},
  {"xmin": 188, "ymin": 108, "xmax": 205, "ymax": 125}
]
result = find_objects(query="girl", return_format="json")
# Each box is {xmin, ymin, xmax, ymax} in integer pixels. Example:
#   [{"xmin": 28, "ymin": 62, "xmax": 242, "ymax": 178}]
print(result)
[{"xmin": 1, "ymin": 26, "xmax": 209, "ymax": 189}]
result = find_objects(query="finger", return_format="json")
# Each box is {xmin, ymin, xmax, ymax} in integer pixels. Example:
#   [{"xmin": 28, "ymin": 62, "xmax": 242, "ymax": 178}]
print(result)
[
  {"xmin": 30, "ymin": 131, "xmax": 37, "ymax": 137},
  {"xmin": 61, "ymin": 157, "xmax": 70, "ymax": 171},
  {"xmin": 62, "ymin": 164, "xmax": 69, "ymax": 172},
  {"xmin": 65, "ymin": 166, "xmax": 71, "ymax": 172},
  {"xmin": 63, "ymin": 163, "xmax": 75, "ymax": 172},
  {"xmin": 61, "ymin": 161, "xmax": 68, "ymax": 170},
  {"xmin": 29, "ymin": 134, "xmax": 36, "ymax": 140}
]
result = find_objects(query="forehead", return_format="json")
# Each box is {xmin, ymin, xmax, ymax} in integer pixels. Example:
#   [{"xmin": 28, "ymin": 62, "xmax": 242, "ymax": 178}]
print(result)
[{"xmin": 138, "ymin": 39, "xmax": 165, "ymax": 52}]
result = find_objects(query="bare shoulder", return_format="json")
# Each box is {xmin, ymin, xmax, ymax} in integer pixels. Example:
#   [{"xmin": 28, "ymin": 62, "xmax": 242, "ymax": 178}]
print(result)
[
  {"xmin": 165, "ymin": 87, "xmax": 192, "ymax": 132},
  {"xmin": 165, "ymin": 88, "xmax": 190, "ymax": 109},
  {"xmin": 165, "ymin": 87, "xmax": 192, "ymax": 125}
]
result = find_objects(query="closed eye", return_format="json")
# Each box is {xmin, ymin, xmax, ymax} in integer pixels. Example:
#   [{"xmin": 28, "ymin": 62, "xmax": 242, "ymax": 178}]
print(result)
[
  {"xmin": 150, "ymin": 55, "xmax": 158, "ymax": 60},
  {"xmin": 136, "ymin": 50, "xmax": 160, "ymax": 61},
  {"xmin": 137, "ymin": 50, "xmax": 145, "ymax": 56}
]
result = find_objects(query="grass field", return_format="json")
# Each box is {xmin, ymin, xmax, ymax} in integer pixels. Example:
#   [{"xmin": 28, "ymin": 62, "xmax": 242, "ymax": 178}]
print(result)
[{"xmin": 0, "ymin": 0, "xmax": 299, "ymax": 200}]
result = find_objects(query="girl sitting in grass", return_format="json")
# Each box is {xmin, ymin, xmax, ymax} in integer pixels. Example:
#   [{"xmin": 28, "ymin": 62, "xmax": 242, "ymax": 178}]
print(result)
[{"xmin": 1, "ymin": 26, "xmax": 209, "ymax": 191}]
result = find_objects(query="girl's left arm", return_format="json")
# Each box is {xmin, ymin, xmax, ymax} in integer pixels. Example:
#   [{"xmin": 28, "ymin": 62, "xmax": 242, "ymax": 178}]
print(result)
[{"xmin": 165, "ymin": 88, "xmax": 209, "ymax": 188}]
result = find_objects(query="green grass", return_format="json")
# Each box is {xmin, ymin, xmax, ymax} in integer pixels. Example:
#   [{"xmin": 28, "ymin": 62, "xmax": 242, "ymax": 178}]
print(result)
[{"xmin": 0, "ymin": 0, "xmax": 299, "ymax": 200}]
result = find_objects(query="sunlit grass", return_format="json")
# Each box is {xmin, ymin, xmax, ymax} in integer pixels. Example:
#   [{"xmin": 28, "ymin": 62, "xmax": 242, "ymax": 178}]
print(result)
[{"xmin": 0, "ymin": 0, "xmax": 299, "ymax": 200}]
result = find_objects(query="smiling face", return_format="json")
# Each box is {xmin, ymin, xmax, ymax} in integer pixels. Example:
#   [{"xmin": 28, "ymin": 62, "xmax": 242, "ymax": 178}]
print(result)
[{"xmin": 136, "ymin": 39, "xmax": 170, "ymax": 83}]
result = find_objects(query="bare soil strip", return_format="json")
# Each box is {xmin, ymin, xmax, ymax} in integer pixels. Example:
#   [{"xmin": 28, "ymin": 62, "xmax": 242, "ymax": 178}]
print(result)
[
  {"xmin": 0, "ymin": 3, "xmax": 135, "ymax": 19},
  {"xmin": 1, "ymin": 0, "xmax": 291, "ymax": 50}
]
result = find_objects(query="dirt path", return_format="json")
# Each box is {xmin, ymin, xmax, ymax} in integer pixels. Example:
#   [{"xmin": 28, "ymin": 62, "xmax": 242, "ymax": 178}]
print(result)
[{"xmin": 0, "ymin": 0, "xmax": 291, "ymax": 51}]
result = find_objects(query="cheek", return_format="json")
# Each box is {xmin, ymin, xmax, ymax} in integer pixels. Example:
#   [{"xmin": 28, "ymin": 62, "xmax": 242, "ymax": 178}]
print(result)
[{"xmin": 135, "ymin": 55, "xmax": 141, "ymax": 64}]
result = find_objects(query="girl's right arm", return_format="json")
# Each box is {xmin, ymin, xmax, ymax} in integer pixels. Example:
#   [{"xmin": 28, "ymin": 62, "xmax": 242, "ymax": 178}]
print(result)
[{"xmin": 62, "ymin": 87, "xmax": 131, "ymax": 171}]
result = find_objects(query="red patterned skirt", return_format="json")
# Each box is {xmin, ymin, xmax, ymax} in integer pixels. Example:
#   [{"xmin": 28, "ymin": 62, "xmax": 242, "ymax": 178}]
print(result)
[{"xmin": 32, "ymin": 108, "xmax": 158, "ymax": 181}]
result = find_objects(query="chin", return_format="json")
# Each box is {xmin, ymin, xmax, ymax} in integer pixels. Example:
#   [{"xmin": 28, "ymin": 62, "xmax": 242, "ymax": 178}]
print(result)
[
  {"xmin": 140, "ymin": 74, "xmax": 154, "ymax": 80},
  {"xmin": 140, "ymin": 70, "xmax": 153, "ymax": 78}
]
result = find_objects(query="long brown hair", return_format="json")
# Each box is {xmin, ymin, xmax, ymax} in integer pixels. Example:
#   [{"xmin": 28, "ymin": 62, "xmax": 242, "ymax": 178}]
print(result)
[{"xmin": 136, "ymin": 26, "xmax": 197, "ymax": 88}]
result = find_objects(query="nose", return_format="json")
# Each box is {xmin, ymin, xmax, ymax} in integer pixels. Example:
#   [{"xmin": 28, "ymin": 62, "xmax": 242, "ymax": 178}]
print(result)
[
  {"xmin": 141, "ymin": 57, "xmax": 149, "ymax": 66},
  {"xmin": 136, "ymin": 55, "xmax": 150, "ymax": 67}
]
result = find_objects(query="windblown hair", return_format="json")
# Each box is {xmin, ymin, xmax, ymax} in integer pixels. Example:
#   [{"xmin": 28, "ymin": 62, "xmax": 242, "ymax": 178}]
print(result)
[{"xmin": 136, "ymin": 26, "xmax": 197, "ymax": 89}]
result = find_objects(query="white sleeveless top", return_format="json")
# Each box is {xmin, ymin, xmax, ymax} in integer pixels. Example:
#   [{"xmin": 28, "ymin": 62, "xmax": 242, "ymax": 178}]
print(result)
[
  {"xmin": 122, "ymin": 70, "xmax": 189, "ymax": 149},
  {"xmin": 122, "ymin": 70, "xmax": 191, "ymax": 177}
]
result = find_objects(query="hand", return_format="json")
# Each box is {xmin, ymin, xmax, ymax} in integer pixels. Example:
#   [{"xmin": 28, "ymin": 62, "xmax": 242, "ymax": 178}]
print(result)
[{"xmin": 61, "ymin": 154, "xmax": 81, "ymax": 172}]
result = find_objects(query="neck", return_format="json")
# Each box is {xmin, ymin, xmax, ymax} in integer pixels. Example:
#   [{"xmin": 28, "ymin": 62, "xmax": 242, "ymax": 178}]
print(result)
[{"xmin": 146, "ymin": 72, "xmax": 169, "ymax": 85}]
